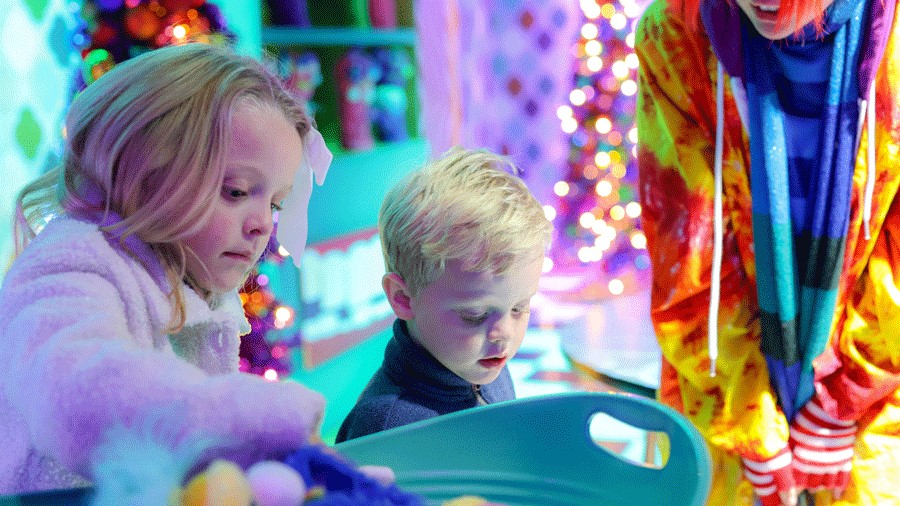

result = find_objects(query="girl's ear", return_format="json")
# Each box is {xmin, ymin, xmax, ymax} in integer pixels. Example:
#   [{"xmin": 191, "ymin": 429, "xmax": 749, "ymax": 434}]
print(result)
[{"xmin": 382, "ymin": 273, "xmax": 414, "ymax": 320}]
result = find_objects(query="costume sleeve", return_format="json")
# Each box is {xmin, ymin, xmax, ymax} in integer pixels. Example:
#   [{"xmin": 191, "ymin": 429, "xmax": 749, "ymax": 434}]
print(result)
[
  {"xmin": 635, "ymin": 1, "xmax": 788, "ymax": 459},
  {"xmin": 0, "ymin": 233, "xmax": 325, "ymax": 479},
  {"xmin": 816, "ymin": 179, "xmax": 900, "ymax": 421}
]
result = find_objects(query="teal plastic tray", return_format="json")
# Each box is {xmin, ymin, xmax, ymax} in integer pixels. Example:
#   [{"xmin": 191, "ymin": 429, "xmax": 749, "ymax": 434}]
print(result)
[{"xmin": 335, "ymin": 392, "xmax": 712, "ymax": 505}]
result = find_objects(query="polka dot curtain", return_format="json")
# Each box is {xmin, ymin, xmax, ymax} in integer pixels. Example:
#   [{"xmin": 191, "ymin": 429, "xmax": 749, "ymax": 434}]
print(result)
[{"xmin": 0, "ymin": 0, "xmax": 79, "ymax": 272}]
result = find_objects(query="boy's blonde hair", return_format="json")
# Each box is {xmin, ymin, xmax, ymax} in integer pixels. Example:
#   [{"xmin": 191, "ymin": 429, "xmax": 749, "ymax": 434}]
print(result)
[
  {"xmin": 379, "ymin": 147, "xmax": 552, "ymax": 296},
  {"xmin": 13, "ymin": 43, "xmax": 311, "ymax": 331}
]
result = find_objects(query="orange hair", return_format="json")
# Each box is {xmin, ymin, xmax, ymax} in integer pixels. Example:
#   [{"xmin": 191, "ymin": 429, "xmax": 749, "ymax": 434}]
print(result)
[{"xmin": 668, "ymin": 0, "xmax": 832, "ymax": 34}]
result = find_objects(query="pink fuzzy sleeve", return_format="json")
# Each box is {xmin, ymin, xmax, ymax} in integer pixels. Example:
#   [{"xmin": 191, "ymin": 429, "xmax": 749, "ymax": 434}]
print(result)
[{"xmin": 0, "ymin": 233, "xmax": 324, "ymax": 482}]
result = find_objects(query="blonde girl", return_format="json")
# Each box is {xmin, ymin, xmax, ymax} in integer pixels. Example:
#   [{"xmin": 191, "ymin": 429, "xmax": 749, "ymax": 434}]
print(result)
[{"xmin": 0, "ymin": 42, "xmax": 331, "ymax": 494}]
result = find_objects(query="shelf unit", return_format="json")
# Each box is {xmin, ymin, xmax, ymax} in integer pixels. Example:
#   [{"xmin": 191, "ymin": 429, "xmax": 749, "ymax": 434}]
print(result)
[
  {"xmin": 261, "ymin": 26, "xmax": 416, "ymax": 47},
  {"xmin": 260, "ymin": 24, "xmax": 422, "ymax": 150},
  {"xmin": 259, "ymin": 17, "xmax": 426, "ymax": 239}
]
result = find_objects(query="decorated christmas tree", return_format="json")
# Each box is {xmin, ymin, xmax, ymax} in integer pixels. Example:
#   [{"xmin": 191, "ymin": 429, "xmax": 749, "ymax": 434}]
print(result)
[
  {"xmin": 76, "ymin": 0, "xmax": 234, "ymax": 88},
  {"xmin": 549, "ymin": 0, "xmax": 651, "ymax": 299},
  {"xmin": 238, "ymin": 229, "xmax": 303, "ymax": 381}
]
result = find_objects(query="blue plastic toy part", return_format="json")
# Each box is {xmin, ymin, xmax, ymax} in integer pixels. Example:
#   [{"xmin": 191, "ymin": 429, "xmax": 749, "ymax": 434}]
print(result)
[
  {"xmin": 283, "ymin": 444, "xmax": 425, "ymax": 505},
  {"xmin": 334, "ymin": 392, "xmax": 712, "ymax": 505}
]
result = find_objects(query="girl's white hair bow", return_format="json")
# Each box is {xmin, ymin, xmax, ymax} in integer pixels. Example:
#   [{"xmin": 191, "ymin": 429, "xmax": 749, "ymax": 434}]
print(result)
[{"xmin": 275, "ymin": 127, "xmax": 332, "ymax": 269}]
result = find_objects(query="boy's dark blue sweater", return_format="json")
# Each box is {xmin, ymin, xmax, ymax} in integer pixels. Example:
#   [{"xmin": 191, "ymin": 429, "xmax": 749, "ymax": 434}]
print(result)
[{"xmin": 335, "ymin": 319, "xmax": 516, "ymax": 443}]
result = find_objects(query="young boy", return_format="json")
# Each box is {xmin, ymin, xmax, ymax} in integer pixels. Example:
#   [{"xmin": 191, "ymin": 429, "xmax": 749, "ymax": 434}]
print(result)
[{"xmin": 336, "ymin": 147, "xmax": 552, "ymax": 443}]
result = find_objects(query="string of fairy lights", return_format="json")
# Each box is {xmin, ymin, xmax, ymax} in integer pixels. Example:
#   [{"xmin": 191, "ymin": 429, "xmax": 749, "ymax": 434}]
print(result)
[{"xmin": 546, "ymin": 0, "xmax": 650, "ymax": 298}]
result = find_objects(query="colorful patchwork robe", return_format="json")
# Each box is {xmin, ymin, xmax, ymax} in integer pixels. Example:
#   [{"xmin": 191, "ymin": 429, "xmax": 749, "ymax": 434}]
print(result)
[{"xmin": 636, "ymin": 2, "xmax": 900, "ymax": 503}]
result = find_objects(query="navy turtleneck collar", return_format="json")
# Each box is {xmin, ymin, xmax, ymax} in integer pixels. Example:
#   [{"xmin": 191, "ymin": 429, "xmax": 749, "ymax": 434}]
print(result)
[{"xmin": 383, "ymin": 319, "xmax": 512, "ymax": 404}]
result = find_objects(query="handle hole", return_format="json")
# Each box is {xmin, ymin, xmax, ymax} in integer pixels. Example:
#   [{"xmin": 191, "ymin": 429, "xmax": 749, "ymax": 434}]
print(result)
[{"xmin": 588, "ymin": 413, "xmax": 670, "ymax": 468}]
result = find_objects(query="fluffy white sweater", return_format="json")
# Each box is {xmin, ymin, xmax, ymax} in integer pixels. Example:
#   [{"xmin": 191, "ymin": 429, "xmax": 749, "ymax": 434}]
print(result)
[{"xmin": 0, "ymin": 217, "xmax": 324, "ymax": 494}]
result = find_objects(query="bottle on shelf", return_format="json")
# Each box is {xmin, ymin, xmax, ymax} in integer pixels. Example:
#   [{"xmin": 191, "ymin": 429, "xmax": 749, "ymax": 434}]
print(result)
[
  {"xmin": 372, "ymin": 47, "xmax": 411, "ymax": 142},
  {"xmin": 265, "ymin": 0, "xmax": 312, "ymax": 27},
  {"xmin": 336, "ymin": 47, "xmax": 379, "ymax": 151},
  {"xmin": 368, "ymin": 0, "xmax": 397, "ymax": 28}
]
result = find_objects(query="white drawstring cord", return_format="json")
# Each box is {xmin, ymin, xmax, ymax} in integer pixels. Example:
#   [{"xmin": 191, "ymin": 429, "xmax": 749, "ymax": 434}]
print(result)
[
  {"xmin": 863, "ymin": 83, "xmax": 876, "ymax": 240},
  {"xmin": 709, "ymin": 61, "xmax": 725, "ymax": 378}
]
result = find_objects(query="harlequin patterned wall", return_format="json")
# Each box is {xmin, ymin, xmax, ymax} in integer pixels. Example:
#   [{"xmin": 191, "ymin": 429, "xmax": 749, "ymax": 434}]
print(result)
[
  {"xmin": 0, "ymin": 0, "xmax": 79, "ymax": 271},
  {"xmin": 415, "ymin": 0, "xmax": 580, "ymax": 206},
  {"xmin": 473, "ymin": 0, "xmax": 580, "ymax": 205}
]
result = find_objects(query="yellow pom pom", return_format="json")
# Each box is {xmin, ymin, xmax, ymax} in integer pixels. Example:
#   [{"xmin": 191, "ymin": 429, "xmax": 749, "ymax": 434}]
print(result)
[
  {"xmin": 180, "ymin": 471, "xmax": 207, "ymax": 505},
  {"xmin": 305, "ymin": 485, "xmax": 327, "ymax": 501},
  {"xmin": 180, "ymin": 460, "xmax": 253, "ymax": 506}
]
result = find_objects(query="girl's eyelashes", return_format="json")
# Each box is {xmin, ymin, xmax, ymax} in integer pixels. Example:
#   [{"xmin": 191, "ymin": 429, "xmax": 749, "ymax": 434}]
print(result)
[
  {"xmin": 223, "ymin": 186, "xmax": 248, "ymax": 201},
  {"xmin": 223, "ymin": 185, "xmax": 284, "ymax": 212}
]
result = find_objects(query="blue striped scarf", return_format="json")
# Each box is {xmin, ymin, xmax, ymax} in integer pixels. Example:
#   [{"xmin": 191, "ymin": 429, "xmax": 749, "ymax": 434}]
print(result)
[{"xmin": 742, "ymin": 0, "xmax": 868, "ymax": 420}]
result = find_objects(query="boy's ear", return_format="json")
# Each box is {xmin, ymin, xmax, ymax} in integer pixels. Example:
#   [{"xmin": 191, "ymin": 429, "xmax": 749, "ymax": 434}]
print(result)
[{"xmin": 382, "ymin": 273, "xmax": 414, "ymax": 320}]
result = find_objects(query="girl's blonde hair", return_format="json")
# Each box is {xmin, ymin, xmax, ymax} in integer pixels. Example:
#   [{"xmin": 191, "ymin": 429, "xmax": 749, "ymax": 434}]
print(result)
[
  {"xmin": 379, "ymin": 147, "xmax": 552, "ymax": 296},
  {"xmin": 13, "ymin": 43, "xmax": 311, "ymax": 332}
]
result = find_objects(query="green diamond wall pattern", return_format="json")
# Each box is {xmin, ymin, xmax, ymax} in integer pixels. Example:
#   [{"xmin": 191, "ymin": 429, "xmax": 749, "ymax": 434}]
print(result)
[{"xmin": 0, "ymin": 0, "xmax": 78, "ymax": 272}]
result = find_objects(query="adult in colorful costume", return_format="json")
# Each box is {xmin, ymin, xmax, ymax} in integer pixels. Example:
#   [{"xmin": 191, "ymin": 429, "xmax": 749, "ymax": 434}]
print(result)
[{"xmin": 635, "ymin": 0, "xmax": 900, "ymax": 504}]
